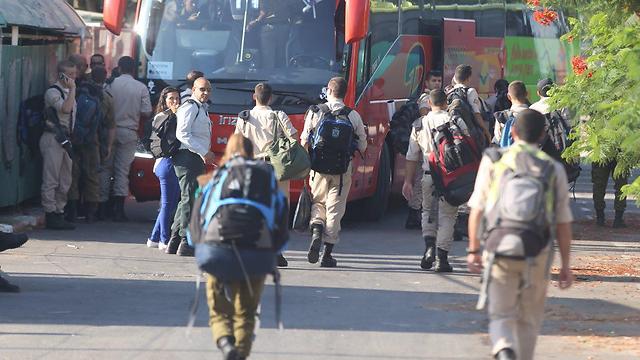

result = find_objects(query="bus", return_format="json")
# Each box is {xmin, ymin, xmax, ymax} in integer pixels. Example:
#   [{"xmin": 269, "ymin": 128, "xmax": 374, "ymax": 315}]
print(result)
[{"xmin": 102, "ymin": 0, "xmax": 576, "ymax": 220}]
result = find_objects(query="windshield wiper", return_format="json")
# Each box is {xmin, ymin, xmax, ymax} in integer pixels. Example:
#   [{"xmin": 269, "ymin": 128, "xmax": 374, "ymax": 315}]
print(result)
[{"xmin": 216, "ymin": 86, "xmax": 320, "ymax": 106}]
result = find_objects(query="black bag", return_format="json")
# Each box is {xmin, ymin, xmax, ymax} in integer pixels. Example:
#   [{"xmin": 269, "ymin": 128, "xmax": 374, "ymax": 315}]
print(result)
[
  {"xmin": 447, "ymin": 87, "xmax": 487, "ymax": 150},
  {"xmin": 150, "ymin": 110, "xmax": 181, "ymax": 158},
  {"xmin": 307, "ymin": 104, "xmax": 357, "ymax": 175},
  {"xmin": 293, "ymin": 182, "xmax": 311, "ymax": 232},
  {"xmin": 540, "ymin": 109, "xmax": 581, "ymax": 183}
]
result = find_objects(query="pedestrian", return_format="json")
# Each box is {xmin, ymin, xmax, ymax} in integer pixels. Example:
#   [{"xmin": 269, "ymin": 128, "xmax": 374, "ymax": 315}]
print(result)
[
  {"xmin": 449, "ymin": 64, "xmax": 493, "ymax": 145},
  {"xmin": 147, "ymin": 87, "xmax": 182, "ymax": 250},
  {"xmin": 529, "ymin": 78, "xmax": 554, "ymax": 114},
  {"xmin": 592, "ymin": 159, "xmax": 628, "ymax": 227},
  {"xmin": 235, "ymin": 82, "xmax": 297, "ymax": 267},
  {"xmin": 107, "ymin": 56, "xmax": 153, "ymax": 221},
  {"xmin": 41, "ymin": 60, "xmax": 76, "ymax": 230},
  {"xmin": 190, "ymin": 133, "xmax": 287, "ymax": 360},
  {"xmin": 493, "ymin": 80, "xmax": 530, "ymax": 146},
  {"xmin": 301, "ymin": 77, "xmax": 367, "ymax": 268},
  {"xmin": 181, "ymin": 70, "xmax": 205, "ymax": 103},
  {"xmin": 89, "ymin": 53, "xmax": 106, "ymax": 72},
  {"xmin": 486, "ymin": 79, "xmax": 511, "ymax": 113},
  {"xmin": 92, "ymin": 67, "xmax": 117, "ymax": 220},
  {"xmin": 403, "ymin": 89, "xmax": 464, "ymax": 272},
  {"xmin": 467, "ymin": 109, "xmax": 574, "ymax": 360},
  {"xmin": 65, "ymin": 62, "xmax": 105, "ymax": 223},
  {"xmin": 167, "ymin": 77, "xmax": 215, "ymax": 256}
]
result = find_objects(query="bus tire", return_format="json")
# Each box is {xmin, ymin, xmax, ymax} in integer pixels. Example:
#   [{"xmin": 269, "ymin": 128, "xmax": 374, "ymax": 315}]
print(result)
[{"xmin": 361, "ymin": 142, "xmax": 392, "ymax": 221}]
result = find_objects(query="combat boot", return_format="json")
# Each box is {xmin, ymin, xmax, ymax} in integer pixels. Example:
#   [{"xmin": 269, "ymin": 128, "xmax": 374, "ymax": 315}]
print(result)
[
  {"xmin": 420, "ymin": 236, "xmax": 436, "ymax": 270},
  {"xmin": 277, "ymin": 254, "xmax": 288, "ymax": 267},
  {"xmin": 596, "ymin": 209, "xmax": 605, "ymax": 226},
  {"xmin": 64, "ymin": 200, "xmax": 78, "ymax": 223},
  {"xmin": 613, "ymin": 211, "xmax": 627, "ymax": 228},
  {"xmin": 112, "ymin": 196, "xmax": 129, "ymax": 222},
  {"xmin": 165, "ymin": 234, "xmax": 181, "ymax": 254},
  {"xmin": 320, "ymin": 243, "xmax": 337, "ymax": 268},
  {"xmin": 85, "ymin": 202, "xmax": 97, "ymax": 223},
  {"xmin": 46, "ymin": 212, "xmax": 75, "ymax": 230},
  {"xmin": 96, "ymin": 202, "xmax": 108, "ymax": 221},
  {"xmin": 176, "ymin": 238, "xmax": 194, "ymax": 257},
  {"xmin": 404, "ymin": 208, "xmax": 421, "ymax": 229},
  {"xmin": 216, "ymin": 336, "xmax": 239, "ymax": 360},
  {"xmin": 495, "ymin": 348, "xmax": 516, "ymax": 360},
  {"xmin": 307, "ymin": 224, "xmax": 323, "ymax": 264},
  {"xmin": 434, "ymin": 247, "xmax": 453, "ymax": 273}
]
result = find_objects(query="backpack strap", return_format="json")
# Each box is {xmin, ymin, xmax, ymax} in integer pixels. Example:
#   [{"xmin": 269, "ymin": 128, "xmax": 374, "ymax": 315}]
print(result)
[
  {"xmin": 49, "ymin": 85, "xmax": 65, "ymax": 100},
  {"xmin": 238, "ymin": 110, "xmax": 250, "ymax": 133},
  {"xmin": 184, "ymin": 98, "xmax": 201, "ymax": 120},
  {"xmin": 484, "ymin": 147, "xmax": 504, "ymax": 163}
]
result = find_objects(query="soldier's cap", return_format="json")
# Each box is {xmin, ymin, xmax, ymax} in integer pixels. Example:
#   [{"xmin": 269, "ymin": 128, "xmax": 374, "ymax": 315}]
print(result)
[{"xmin": 537, "ymin": 78, "xmax": 554, "ymax": 97}]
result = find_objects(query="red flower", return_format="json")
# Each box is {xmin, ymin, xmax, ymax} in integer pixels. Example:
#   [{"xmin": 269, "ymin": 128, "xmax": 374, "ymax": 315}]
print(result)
[
  {"xmin": 533, "ymin": 9, "xmax": 558, "ymax": 26},
  {"xmin": 571, "ymin": 56, "xmax": 588, "ymax": 75},
  {"xmin": 527, "ymin": 0, "xmax": 541, "ymax": 7},
  {"xmin": 587, "ymin": 72, "xmax": 593, "ymax": 78},
  {"xmin": 567, "ymin": 35, "xmax": 574, "ymax": 43}
]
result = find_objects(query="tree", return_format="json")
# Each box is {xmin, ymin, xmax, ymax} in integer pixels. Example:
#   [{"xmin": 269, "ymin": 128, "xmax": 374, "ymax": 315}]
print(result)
[{"xmin": 531, "ymin": 1, "xmax": 640, "ymax": 203}]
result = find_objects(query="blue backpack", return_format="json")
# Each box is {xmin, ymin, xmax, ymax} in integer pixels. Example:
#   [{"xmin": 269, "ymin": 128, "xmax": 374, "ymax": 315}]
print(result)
[
  {"xmin": 17, "ymin": 85, "xmax": 64, "ymax": 155},
  {"xmin": 73, "ymin": 84, "xmax": 102, "ymax": 145},
  {"xmin": 307, "ymin": 104, "xmax": 358, "ymax": 176},
  {"xmin": 187, "ymin": 156, "xmax": 289, "ymax": 281}
]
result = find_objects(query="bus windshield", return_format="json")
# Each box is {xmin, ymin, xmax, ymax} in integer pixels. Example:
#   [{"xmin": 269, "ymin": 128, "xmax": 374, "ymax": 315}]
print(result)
[{"xmin": 137, "ymin": 0, "xmax": 346, "ymax": 113}]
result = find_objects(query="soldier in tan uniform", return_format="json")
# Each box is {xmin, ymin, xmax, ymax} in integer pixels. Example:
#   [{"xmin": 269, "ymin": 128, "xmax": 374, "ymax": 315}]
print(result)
[
  {"xmin": 235, "ymin": 82, "xmax": 297, "ymax": 267},
  {"xmin": 106, "ymin": 56, "xmax": 152, "ymax": 221},
  {"xmin": 41, "ymin": 60, "xmax": 77, "ymax": 230},
  {"xmin": 403, "ymin": 90, "xmax": 463, "ymax": 272},
  {"xmin": 300, "ymin": 77, "xmax": 367, "ymax": 268}
]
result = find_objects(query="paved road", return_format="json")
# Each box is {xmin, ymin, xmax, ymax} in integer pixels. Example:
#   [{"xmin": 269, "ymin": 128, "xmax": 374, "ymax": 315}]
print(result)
[{"xmin": 1, "ymin": 180, "xmax": 639, "ymax": 359}]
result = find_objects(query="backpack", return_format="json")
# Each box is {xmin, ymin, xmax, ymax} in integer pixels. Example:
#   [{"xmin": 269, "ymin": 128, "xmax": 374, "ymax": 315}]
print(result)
[
  {"xmin": 495, "ymin": 110, "xmax": 516, "ymax": 148},
  {"xmin": 149, "ymin": 110, "xmax": 181, "ymax": 158},
  {"xmin": 389, "ymin": 101, "xmax": 420, "ymax": 155},
  {"xmin": 476, "ymin": 144, "xmax": 557, "ymax": 309},
  {"xmin": 73, "ymin": 84, "xmax": 102, "ymax": 145},
  {"xmin": 307, "ymin": 104, "xmax": 358, "ymax": 175},
  {"xmin": 427, "ymin": 111, "xmax": 482, "ymax": 206},
  {"xmin": 493, "ymin": 90, "xmax": 511, "ymax": 113},
  {"xmin": 540, "ymin": 110, "xmax": 581, "ymax": 184},
  {"xmin": 187, "ymin": 156, "xmax": 289, "ymax": 281},
  {"xmin": 447, "ymin": 87, "xmax": 487, "ymax": 150},
  {"xmin": 17, "ymin": 85, "xmax": 64, "ymax": 155}
]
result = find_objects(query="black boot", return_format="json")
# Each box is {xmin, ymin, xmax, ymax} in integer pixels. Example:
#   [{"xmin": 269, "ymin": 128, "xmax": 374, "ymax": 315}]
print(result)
[
  {"xmin": 320, "ymin": 243, "xmax": 337, "ymax": 268},
  {"xmin": 495, "ymin": 348, "xmax": 516, "ymax": 360},
  {"xmin": 106, "ymin": 197, "xmax": 116, "ymax": 219},
  {"xmin": 307, "ymin": 224, "xmax": 323, "ymax": 264},
  {"xmin": 613, "ymin": 211, "xmax": 626, "ymax": 228},
  {"xmin": 96, "ymin": 202, "xmax": 108, "ymax": 221},
  {"xmin": 0, "ymin": 275, "xmax": 20, "ymax": 293},
  {"xmin": 65, "ymin": 200, "xmax": 78, "ymax": 223},
  {"xmin": 216, "ymin": 336, "xmax": 239, "ymax": 360},
  {"xmin": 177, "ymin": 238, "xmax": 195, "ymax": 257},
  {"xmin": 165, "ymin": 234, "xmax": 181, "ymax": 254},
  {"xmin": 435, "ymin": 247, "xmax": 453, "ymax": 273},
  {"xmin": 405, "ymin": 208, "xmax": 421, "ymax": 229},
  {"xmin": 420, "ymin": 236, "xmax": 436, "ymax": 270},
  {"xmin": 85, "ymin": 202, "xmax": 97, "ymax": 223},
  {"xmin": 596, "ymin": 209, "xmax": 605, "ymax": 226},
  {"xmin": 277, "ymin": 254, "xmax": 288, "ymax": 267},
  {"xmin": 0, "ymin": 232, "xmax": 29, "ymax": 252},
  {"xmin": 46, "ymin": 212, "xmax": 75, "ymax": 230},
  {"xmin": 112, "ymin": 196, "xmax": 129, "ymax": 222}
]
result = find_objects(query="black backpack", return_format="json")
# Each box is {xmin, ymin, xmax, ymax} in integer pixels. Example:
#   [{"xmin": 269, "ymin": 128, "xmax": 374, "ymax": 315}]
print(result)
[
  {"xmin": 149, "ymin": 110, "xmax": 181, "ymax": 158},
  {"xmin": 448, "ymin": 89, "xmax": 488, "ymax": 150},
  {"xmin": 540, "ymin": 109, "xmax": 581, "ymax": 183},
  {"xmin": 73, "ymin": 83, "xmax": 102, "ymax": 145},
  {"xmin": 307, "ymin": 104, "xmax": 358, "ymax": 175}
]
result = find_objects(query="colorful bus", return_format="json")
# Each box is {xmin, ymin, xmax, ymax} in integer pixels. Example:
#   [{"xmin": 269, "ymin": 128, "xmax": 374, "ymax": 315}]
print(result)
[{"xmin": 102, "ymin": 0, "xmax": 576, "ymax": 220}]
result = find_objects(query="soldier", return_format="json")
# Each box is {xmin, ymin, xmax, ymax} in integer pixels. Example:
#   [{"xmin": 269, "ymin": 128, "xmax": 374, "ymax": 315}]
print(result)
[
  {"xmin": 592, "ymin": 160, "xmax": 628, "ymax": 227},
  {"xmin": 301, "ymin": 77, "xmax": 367, "ymax": 268},
  {"xmin": 235, "ymin": 82, "xmax": 297, "ymax": 267}
]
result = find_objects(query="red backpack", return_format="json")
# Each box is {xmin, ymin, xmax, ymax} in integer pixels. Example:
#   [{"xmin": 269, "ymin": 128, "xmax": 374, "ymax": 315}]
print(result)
[{"xmin": 427, "ymin": 112, "xmax": 482, "ymax": 206}]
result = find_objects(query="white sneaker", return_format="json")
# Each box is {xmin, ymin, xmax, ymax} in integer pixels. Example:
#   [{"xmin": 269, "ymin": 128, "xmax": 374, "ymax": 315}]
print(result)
[
  {"xmin": 158, "ymin": 242, "xmax": 168, "ymax": 251},
  {"xmin": 147, "ymin": 239, "xmax": 159, "ymax": 248}
]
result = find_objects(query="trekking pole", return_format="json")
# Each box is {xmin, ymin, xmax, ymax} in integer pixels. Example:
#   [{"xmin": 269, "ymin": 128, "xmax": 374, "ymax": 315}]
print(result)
[{"xmin": 239, "ymin": 0, "xmax": 250, "ymax": 63}]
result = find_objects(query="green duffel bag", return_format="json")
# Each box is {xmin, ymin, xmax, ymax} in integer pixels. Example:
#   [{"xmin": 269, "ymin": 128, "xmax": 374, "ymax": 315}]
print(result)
[{"xmin": 268, "ymin": 112, "xmax": 311, "ymax": 181}]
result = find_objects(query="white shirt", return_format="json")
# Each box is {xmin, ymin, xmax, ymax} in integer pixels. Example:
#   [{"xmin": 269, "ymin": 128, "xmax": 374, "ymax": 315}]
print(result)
[
  {"xmin": 109, "ymin": 74, "xmax": 152, "ymax": 131},
  {"xmin": 176, "ymin": 97, "xmax": 212, "ymax": 157},
  {"xmin": 530, "ymin": 97, "xmax": 551, "ymax": 114},
  {"xmin": 234, "ymin": 105, "xmax": 297, "ymax": 158}
]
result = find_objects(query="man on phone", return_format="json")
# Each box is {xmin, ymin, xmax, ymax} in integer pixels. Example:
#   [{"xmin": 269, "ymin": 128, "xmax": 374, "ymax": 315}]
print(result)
[{"xmin": 40, "ymin": 60, "xmax": 77, "ymax": 230}]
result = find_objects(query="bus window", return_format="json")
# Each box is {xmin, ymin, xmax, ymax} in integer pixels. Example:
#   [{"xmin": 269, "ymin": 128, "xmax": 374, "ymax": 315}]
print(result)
[
  {"xmin": 369, "ymin": 0, "xmax": 399, "ymax": 76},
  {"xmin": 474, "ymin": 0, "xmax": 505, "ymax": 38},
  {"xmin": 356, "ymin": 35, "xmax": 371, "ymax": 96}
]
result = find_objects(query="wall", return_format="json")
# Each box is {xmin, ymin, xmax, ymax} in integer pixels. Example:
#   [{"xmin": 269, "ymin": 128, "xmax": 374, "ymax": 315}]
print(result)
[{"xmin": 0, "ymin": 44, "xmax": 68, "ymax": 208}]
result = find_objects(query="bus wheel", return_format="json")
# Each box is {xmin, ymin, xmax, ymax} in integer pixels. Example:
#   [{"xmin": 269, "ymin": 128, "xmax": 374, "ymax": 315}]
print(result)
[{"xmin": 361, "ymin": 142, "xmax": 392, "ymax": 221}]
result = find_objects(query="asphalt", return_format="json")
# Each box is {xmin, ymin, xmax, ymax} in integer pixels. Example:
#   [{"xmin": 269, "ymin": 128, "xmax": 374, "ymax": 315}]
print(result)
[{"xmin": 0, "ymin": 166, "xmax": 638, "ymax": 360}]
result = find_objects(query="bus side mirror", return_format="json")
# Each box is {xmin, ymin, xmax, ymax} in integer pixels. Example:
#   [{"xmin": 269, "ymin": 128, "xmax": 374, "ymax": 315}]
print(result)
[
  {"xmin": 345, "ymin": 0, "xmax": 370, "ymax": 44},
  {"xmin": 103, "ymin": 0, "xmax": 127, "ymax": 35}
]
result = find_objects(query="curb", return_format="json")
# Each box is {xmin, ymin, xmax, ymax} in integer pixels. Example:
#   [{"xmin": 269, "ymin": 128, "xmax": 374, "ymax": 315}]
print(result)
[{"xmin": 0, "ymin": 211, "xmax": 45, "ymax": 234}]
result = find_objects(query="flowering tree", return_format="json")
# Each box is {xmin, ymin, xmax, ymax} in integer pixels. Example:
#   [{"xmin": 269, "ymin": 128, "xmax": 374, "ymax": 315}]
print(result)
[{"xmin": 533, "ymin": 1, "xmax": 640, "ymax": 202}]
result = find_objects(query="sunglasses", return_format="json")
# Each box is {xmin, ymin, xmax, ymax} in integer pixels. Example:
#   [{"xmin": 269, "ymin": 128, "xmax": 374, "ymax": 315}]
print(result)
[{"xmin": 197, "ymin": 87, "xmax": 212, "ymax": 92}]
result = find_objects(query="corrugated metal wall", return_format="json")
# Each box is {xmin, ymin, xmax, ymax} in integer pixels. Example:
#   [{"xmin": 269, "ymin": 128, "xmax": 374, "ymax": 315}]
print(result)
[{"xmin": 0, "ymin": 44, "xmax": 68, "ymax": 207}]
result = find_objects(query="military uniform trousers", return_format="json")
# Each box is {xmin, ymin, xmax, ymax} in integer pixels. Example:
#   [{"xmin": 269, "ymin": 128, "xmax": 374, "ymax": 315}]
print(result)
[
  {"xmin": 421, "ymin": 173, "xmax": 458, "ymax": 251},
  {"xmin": 309, "ymin": 166, "xmax": 352, "ymax": 245},
  {"xmin": 206, "ymin": 275, "xmax": 266, "ymax": 358},
  {"xmin": 112, "ymin": 127, "xmax": 138, "ymax": 197},
  {"xmin": 40, "ymin": 132, "xmax": 73, "ymax": 214},
  {"xmin": 591, "ymin": 161, "xmax": 628, "ymax": 213},
  {"xmin": 68, "ymin": 142, "xmax": 101, "ymax": 202},
  {"xmin": 408, "ymin": 164, "xmax": 423, "ymax": 210},
  {"xmin": 171, "ymin": 149, "xmax": 205, "ymax": 238},
  {"xmin": 486, "ymin": 247, "xmax": 551, "ymax": 360},
  {"xmin": 98, "ymin": 153, "xmax": 114, "ymax": 203}
]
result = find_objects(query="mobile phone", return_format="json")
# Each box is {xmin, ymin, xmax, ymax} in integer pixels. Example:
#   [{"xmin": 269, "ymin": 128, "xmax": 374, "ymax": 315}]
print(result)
[{"xmin": 59, "ymin": 72, "xmax": 70, "ymax": 82}]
